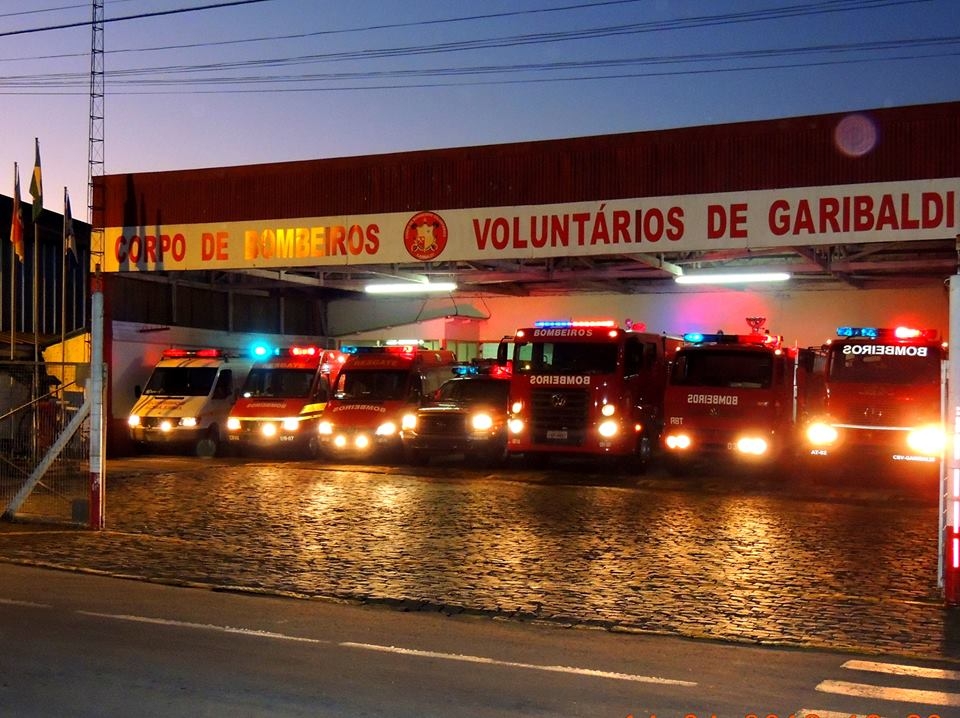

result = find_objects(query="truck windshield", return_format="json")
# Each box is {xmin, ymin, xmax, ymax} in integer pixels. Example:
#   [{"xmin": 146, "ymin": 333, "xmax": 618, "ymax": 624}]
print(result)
[
  {"xmin": 513, "ymin": 342, "xmax": 618, "ymax": 374},
  {"xmin": 828, "ymin": 345, "xmax": 941, "ymax": 385},
  {"xmin": 143, "ymin": 367, "xmax": 218, "ymax": 397},
  {"xmin": 335, "ymin": 370, "xmax": 409, "ymax": 401},
  {"xmin": 241, "ymin": 367, "xmax": 316, "ymax": 399},
  {"xmin": 671, "ymin": 350, "xmax": 773, "ymax": 389}
]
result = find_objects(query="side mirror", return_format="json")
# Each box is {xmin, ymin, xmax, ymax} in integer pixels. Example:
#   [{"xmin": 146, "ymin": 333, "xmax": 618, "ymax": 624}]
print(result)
[{"xmin": 134, "ymin": 384, "xmax": 142, "ymax": 399}]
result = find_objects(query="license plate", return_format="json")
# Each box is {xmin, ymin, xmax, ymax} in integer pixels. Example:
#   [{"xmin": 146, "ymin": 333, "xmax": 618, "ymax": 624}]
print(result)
[{"xmin": 546, "ymin": 429, "xmax": 568, "ymax": 440}]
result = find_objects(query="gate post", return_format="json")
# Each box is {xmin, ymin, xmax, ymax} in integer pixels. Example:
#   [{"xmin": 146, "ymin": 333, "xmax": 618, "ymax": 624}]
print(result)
[
  {"xmin": 945, "ymin": 274, "xmax": 960, "ymax": 605},
  {"xmin": 89, "ymin": 270, "xmax": 105, "ymax": 530}
]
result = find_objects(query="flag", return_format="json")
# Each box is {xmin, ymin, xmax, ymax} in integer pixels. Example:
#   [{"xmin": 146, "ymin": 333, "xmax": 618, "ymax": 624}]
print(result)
[
  {"xmin": 29, "ymin": 137, "xmax": 42, "ymax": 221},
  {"xmin": 64, "ymin": 188, "xmax": 77, "ymax": 261},
  {"xmin": 10, "ymin": 164, "xmax": 24, "ymax": 263}
]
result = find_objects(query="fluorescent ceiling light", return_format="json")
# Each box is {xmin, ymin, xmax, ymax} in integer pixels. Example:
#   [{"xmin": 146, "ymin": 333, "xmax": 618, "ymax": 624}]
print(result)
[
  {"xmin": 364, "ymin": 281, "xmax": 457, "ymax": 294},
  {"xmin": 674, "ymin": 271, "xmax": 791, "ymax": 285}
]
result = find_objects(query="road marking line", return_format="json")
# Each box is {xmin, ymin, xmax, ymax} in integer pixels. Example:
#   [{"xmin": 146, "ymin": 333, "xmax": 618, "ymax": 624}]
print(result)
[
  {"xmin": 340, "ymin": 641, "xmax": 697, "ymax": 685},
  {"xmin": 76, "ymin": 611, "xmax": 696, "ymax": 686},
  {"xmin": 77, "ymin": 612, "xmax": 328, "ymax": 643},
  {"xmin": 842, "ymin": 659, "xmax": 960, "ymax": 680},
  {"xmin": 816, "ymin": 679, "xmax": 960, "ymax": 707},
  {"xmin": 0, "ymin": 597, "xmax": 49, "ymax": 608},
  {"xmin": 797, "ymin": 711, "xmax": 890, "ymax": 718}
]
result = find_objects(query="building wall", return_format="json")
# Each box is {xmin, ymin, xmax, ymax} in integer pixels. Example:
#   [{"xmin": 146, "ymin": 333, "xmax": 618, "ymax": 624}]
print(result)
[{"xmin": 328, "ymin": 285, "xmax": 949, "ymax": 353}]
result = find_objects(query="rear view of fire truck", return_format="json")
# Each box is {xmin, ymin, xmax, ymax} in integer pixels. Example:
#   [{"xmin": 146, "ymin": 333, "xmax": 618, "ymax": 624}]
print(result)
[
  {"xmin": 226, "ymin": 344, "xmax": 345, "ymax": 458},
  {"xmin": 803, "ymin": 326, "xmax": 946, "ymax": 468},
  {"xmin": 660, "ymin": 319, "xmax": 813, "ymax": 475},
  {"xmin": 502, "ymin": 320, "xmax": 681, "ymax": 471}
]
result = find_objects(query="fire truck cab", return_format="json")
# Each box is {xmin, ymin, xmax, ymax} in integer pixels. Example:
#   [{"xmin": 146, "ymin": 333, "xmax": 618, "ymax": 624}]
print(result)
[
  {"xmin": 318, "ymin": 344, "xmax": 458, "ymax": 461},
  {"xmin": 803, "ymin": 325, "xmax": 947, "ymax": 468},
  {"xmin": 127, "ymin": 348, "xmax": 252, "ymax": 457},
  {"xmin": 661, "ymin": 324, "xmax": 813, "ymax": 474},
  {"xmin": 225, "ymin": 344, "xmax": 345, "ymax": 458},
  {"xmin": 502, "ymin": 320, "xmax": 682, "ymax": 471}
]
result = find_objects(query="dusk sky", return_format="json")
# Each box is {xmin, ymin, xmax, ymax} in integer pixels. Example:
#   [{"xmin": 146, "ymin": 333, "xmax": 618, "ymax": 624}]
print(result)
[{"xmin": 2, "ymin": 0, "xmax": 959, "ymax": 224}]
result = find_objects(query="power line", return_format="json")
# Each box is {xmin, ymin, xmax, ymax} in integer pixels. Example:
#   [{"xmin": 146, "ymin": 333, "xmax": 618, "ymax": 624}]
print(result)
[{"xmin": 0, "ymin": 0, "xmax": 277, "ymax": 39}]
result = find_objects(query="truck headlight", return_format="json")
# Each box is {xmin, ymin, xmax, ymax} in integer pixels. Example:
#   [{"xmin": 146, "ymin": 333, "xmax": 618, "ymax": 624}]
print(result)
[
  {"xmin": 806, "ymin": 421, "xmax": 838, "ymax": 446},
  {"xmin": 664, "ymin": 433, "xmax": 691, "ymax": 450},
  {"xmin": 226, "ymin": 417, "xmax": 240, "ymax": 432},
  {"xmin": 180, "ymin": 417, "xmax": 198, "ymax": 428},
  {"xmin": 160, "ymin": 420, "xmax": 173, "ymax": 432},
  {"xmin": 508, "ymin": 418, "xmax": 524, "ymax": 434},
  {"xmin": 601, "ymin": 403, "xmax": 616, "ymax": 417},
  {"xmin": 401, "ymin": 413, "xmax": 417, "ymax": 431},
  {"xmin": 471, "ymin": 413, "xmax": 493, "ymax": 431},
  {"xmin": 281, "ymin": 417, "xmax": 300, "ymax": 432},
  {"xmin": 128, "ymin": 415, "xmax": 140, "ymax": 428},
  {"xmin": 376, "ymin": 421, "xmax": 397, "ymax": 436},
  {"xmin": 262, "ymin": 422, "xmax": 278, "ymax": 438},
  {"xmin": 598, "ymin": 419, "xmax": 618, "ymax": 437},
  {"xmin": 318, "ymin": 421, "xmax": 333, "ymax": 435},
  {"xmin": 907, "ymin": 424, "xmax": 946, "ymax": 456},
  {"xmin": 736, "ymin": 436, "xmax": 768, "ymax": 456}
]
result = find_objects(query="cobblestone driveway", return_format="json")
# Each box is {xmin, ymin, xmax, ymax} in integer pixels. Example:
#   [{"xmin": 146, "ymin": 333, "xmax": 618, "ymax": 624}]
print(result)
[{"xmin": 2, "ymin": 457, "xmax": 958, "ymax": 661}]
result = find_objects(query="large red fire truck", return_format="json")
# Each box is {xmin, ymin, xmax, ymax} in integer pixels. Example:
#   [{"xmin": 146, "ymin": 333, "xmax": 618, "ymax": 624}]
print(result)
[
  {"xmin": 660, "ymin": 321, "xmax": 815, "ymax": 474},
  {"xmin": 803, "ymin": 325, "xmax": 947, "ymax": 468},
  {"xmin": 500, "ymin": 320, "xmax": 682, "ymax": 470},
  {"xmin": 225, "ymin": 344, "xmax": 345, "ymax": 458},
  {"xmin": 317, "ymin": 344, "xmax": 458, "ymax": 461}
]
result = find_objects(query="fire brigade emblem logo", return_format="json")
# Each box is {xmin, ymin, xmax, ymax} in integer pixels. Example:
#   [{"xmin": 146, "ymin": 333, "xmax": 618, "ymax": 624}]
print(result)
[
  {"xmin": 551, "ymin": 394, "xmax": 567, "ymax": 408},
  {"xmin": 403, "ymin": 211, "xmax": 448, "ymax": 261}
]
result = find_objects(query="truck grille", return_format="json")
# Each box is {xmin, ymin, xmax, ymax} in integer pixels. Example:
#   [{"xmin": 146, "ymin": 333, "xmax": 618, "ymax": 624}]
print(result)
[
  {"xmin": 417, "ymin": 413, "xmax": 467, "ymax": 436},
  {"xmin": 530, "ymin": 389, "xmax": 588, "ymax": 445}
]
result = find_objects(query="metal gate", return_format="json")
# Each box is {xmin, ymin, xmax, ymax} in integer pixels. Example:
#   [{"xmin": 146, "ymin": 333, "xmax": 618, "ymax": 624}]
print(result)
[{"xmin": 1, "ymin": 361, "xmax": 91, "ymax": 525}]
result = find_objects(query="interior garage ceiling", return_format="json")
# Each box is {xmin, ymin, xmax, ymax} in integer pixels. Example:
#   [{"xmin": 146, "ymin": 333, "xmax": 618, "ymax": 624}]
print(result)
[{"xmin": 193, "ymin": 237, "xmax": 959, "ymax": 299}]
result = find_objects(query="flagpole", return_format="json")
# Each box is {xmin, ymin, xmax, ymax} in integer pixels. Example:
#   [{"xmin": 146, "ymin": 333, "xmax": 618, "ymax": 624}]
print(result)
[
  {"xmin": 10, "ymin": 162, "xmax": 17, "ymax": 361},
  {"xmin": 29, "ymin": 138, "xmax": 42, "ymax": 365},
  {"xmin": 61, "ymin": 187, "xmax": 68, "ymax": 402}
]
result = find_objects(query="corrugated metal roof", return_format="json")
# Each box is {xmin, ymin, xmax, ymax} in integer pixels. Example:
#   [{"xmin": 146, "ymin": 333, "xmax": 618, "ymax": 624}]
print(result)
[{"xmin": 97, "ymin": 101, "xmax": 960, "ymax": 227}]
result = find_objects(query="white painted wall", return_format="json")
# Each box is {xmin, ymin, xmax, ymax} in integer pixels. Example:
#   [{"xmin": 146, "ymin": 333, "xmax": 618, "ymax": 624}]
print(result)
[{"xmin": 328, "ymin": 285, "xmax": 949, "ymax": 352}]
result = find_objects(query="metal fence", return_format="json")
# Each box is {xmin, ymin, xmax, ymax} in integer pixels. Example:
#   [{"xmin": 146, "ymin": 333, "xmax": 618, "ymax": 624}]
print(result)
[{"xmin": 0, "ymin": 361, "xmax": 91, "ymax": 526}]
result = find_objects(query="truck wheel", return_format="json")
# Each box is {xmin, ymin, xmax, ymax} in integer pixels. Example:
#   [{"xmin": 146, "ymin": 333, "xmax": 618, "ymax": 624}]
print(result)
[
  {"xmin": 663, "ymin": 455, "xmax": 690, "ymax": 477},
  {"xmin": 303, "ymin": 435, "xmax": 322, "ymax": 460},
  {"xmin": 633, "ymin": 431, "xmax": 653, "ymax": 474},
  {"xmin": 404, "ymin": 447, "xmax": 430, "ymax": 466},
  {"xmin": 196, "ymin": 427, "xmax": 219, "ymax": 458}
]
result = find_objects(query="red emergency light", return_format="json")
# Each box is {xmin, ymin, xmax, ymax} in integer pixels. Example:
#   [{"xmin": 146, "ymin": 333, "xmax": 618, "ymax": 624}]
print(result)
[
  {"xmin": 162, "ymin": 348, "xmax": 223, "ymax": 359},
  {"xmin": 683, "ymin": 332, "xmax": 782, "ymax": 349},
  {"xmin": 534, "ymin": 319, "xmax": 617, "ymax": 329},
  {"xmin": 289, "ymin": 345, "xmax": 319, "ymax": 357},
  {"xmin": 836, "ymin": 326, "xmax": 939, "ymax": 342}
]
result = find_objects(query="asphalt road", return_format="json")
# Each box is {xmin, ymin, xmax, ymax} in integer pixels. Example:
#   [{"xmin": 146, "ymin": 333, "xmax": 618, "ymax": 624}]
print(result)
[
  {"xmin": 2, "ymin": 562, "xmax": 958, "ymax": 718},
  {"xmin": 1, "ymin": 454, "xmax": 956, "ymax": 663}
]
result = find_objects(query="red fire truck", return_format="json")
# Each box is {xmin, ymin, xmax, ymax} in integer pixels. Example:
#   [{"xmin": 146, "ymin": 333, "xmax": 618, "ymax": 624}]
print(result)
[
  {"xmin": 500, "ymin": 320, "xmax": 682, "ymax": 470},
  {"xmin": 802, "ymin": 325, "xmax": 946, "ymax": 468},
  {"xmin": 225, "ymin": 344, "xmax": 345, "ymax": 458},
  {"xmin": 660, "ymin": 322, "xmax": 815, "ymax": 474},
  {"xmin": 318, "ymin": 344, "xmax": 458, "ymax": 461}
]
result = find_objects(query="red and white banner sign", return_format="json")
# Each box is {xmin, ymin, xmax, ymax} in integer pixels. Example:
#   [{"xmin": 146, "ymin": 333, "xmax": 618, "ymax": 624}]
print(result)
[{"xmin": 103, "ymin": 178, "xmax": 958, "ymax": 272}]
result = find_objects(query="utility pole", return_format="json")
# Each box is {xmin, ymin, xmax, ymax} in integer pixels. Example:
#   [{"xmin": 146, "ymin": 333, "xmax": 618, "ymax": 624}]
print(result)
[{"xmin": 87, "ymin": 0, "xmax": 105, "ymax": 530}]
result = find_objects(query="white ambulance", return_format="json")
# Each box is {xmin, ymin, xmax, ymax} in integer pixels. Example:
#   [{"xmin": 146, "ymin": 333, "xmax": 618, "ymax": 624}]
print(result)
[{"xmin": 127, "ymin": 348, "xmax": 252, "ymax": 457}]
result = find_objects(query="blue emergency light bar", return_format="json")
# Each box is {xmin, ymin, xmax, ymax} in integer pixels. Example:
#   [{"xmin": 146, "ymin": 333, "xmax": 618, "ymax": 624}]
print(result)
[
  {"xmin": 836, "ymin": 326, "xmax": 938, "ymax": 341},
  {"xmin": 836, "ymin": 326, "xmax": 879, "ymax": 339},
  {"xmin": 683, "ymin": 332, "xmax": 782, "ymax": 348}
]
